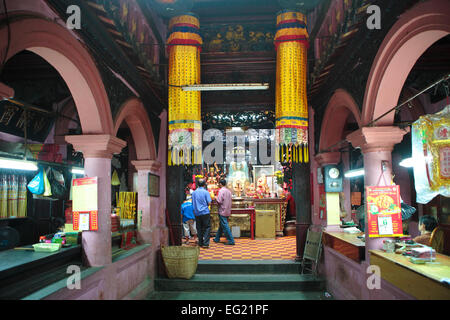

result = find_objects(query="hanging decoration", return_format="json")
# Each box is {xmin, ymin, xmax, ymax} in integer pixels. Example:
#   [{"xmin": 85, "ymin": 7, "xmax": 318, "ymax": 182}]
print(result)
[
  {"xmin": 412, "ymin": 105, "xmax": 450, "ymax": 204},
  {"xmin": 167, "ymin": 13, "xmax": 203, "ymax": 166},
  {"xmin": 274, "ymin": 10, "xmax": 310, "ymax": 164}
]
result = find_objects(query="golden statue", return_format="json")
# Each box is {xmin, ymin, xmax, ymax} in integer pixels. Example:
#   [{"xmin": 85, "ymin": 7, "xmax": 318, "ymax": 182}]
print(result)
[{"xmin": 204, "ymin": 163, "xmax": 224, "ymax": 198}]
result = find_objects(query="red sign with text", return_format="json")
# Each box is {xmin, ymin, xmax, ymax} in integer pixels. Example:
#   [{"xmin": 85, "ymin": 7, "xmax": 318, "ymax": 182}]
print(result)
[
  {"xmin": 318, "ymin": 184, "xmax": 327, "ymax": 221},
  {"xmin": 366, "ymin": 185, "xmax": 403, "ymax": 237}
]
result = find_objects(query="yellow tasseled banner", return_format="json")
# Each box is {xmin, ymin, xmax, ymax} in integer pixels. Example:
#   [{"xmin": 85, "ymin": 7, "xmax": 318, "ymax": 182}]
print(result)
[
  {"xmin": 274, "ymin": 11, "xmax": 309, "ymax": 163},
  {"xmin": 305, "ymin": 145, "xmax": 309, "ymax": 163},
  {"xmin": 168, "ymin": 14, "xmax": 202, "ymax": 166}
]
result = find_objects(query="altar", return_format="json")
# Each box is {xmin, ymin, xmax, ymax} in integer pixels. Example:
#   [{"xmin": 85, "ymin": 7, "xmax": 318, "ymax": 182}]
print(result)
[
  {"xmin": 189, "ymin": 140, "xmax": 292, "ymax": 240},
  {"xmin": 210, "ymin": 198, "xmax": 287, "ymax": 239}
]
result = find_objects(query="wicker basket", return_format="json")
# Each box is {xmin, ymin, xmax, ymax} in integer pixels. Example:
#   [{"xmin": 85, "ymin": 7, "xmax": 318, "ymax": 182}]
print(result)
[{"xmin": 161, "ymin": 245, "xmax": 200, "ymax": 279}]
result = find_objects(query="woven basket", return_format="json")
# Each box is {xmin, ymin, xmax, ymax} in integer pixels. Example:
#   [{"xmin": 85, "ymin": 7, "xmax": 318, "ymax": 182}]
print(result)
[{"xmin": 161, "ymin": 245, "xmax": 200, "ymax": 279}]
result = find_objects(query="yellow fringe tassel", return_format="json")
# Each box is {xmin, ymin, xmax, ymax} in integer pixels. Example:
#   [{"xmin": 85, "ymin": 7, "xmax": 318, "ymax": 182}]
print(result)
[{"xmin": 305, "ymin": 146, "xmax": 309, "ymax": 163}]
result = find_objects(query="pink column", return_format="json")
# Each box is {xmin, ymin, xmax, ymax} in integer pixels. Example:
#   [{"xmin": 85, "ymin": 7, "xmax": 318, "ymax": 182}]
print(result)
[
  {"xmin": 347, "ymin": 127, "xmax": 408, "ymax": 261},
  {"xmin": 131, "ymin": 160, "xmax": 162, "ymax": 245},
  {"xmin": 65, "ymin": 135, "xmax": 126, "ymax": 266},
  {"xmin": 314, "ymin": 152, "xmax": 341, "ymax": 230}
]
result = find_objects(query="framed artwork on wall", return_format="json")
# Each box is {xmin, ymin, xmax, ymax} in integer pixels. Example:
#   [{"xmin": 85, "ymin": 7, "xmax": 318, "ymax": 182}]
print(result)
[
  {"xmin": 253, "ymin": 165, "xmax": 274, "ymax": 194},
  {"xmin": 148, "ymin": 173, "xmax": 160, "ymax": 197}
]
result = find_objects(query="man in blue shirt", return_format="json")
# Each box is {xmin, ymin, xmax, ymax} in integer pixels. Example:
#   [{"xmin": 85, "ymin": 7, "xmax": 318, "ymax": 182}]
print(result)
[
  {"xmin": 191, "ymin": 179, "xmax": 212, "ymax": 248},
  {"xmin": 181, "ymin": 195, "xmax": 197, "ymax": 244}
]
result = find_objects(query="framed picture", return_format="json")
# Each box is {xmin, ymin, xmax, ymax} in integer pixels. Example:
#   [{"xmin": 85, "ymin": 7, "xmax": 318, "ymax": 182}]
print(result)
[
  {"xmin": 148, "ymin": 173, "xmax": 160, "ymax": 197},
  {"xmin": 253, "ymin": 165, "xmax": 275, "ymax": 193}
]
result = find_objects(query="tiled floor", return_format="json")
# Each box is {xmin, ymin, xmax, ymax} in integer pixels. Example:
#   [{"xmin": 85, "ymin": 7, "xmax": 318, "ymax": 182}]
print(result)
[{"xmin": 183, "ymin": 236, "xmax": 297, "ymax": 260}]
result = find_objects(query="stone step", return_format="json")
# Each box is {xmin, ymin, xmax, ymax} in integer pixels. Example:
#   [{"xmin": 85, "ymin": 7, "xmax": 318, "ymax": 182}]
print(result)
[
  {"xmin": 155, "ymin": 273, "xmax": 324, "ymax": 292},
  {"xmin": 148, "ymin": 290, "xmax": 328, "ymax": 300},
  {"xmin": 196, "ymin": 260, "xmax": 302, "ymax": 274}
]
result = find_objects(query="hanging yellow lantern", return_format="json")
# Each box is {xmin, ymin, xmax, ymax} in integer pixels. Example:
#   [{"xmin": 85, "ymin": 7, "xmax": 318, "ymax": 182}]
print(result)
[
  {"xmin": 412, "ymin": 105, "xmax": 450, "ymax": 203},
  {"xmin": 274, "ymin": 10, "xmax": 309, "ymax": 163},
  {"xmin": 167, "ymin": 13, "xmax": 202, "ymax": 166}
]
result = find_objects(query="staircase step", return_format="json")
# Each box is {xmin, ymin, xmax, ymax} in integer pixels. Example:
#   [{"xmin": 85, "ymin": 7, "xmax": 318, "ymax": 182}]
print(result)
[
  {"xmin": 155, "ymin": 273, "xmax": 324, "ymax": 292},
  {"xmin": 148, "ymin": 290, "xmax": 327, "ymax": 300},
  {"xmin": 197, "ymin": 260, "xmax": 302, "ymax": 274}
]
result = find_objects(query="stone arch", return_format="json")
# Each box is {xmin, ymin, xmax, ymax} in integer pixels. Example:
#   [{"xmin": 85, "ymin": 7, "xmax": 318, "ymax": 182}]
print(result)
[
  {"xmin": 362, "ymin": 0, "xmax": 450, "ymax": 126},
  {"xmin": 319, "ymin": 89, "xmax": 362, "ymax": 152},
  {"xmin": 0, "ymin": 16, "xmax": 114, "ymax": 134},
  {"xmin": 113, "ymin": 98, "xmax": 157, "ymax": 160}
]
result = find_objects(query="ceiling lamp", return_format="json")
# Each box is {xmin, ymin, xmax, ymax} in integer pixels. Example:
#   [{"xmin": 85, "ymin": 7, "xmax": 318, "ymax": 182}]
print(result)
[
  {"xmin": 181, "ymin": 83, "xmax": 269, "ymax": 91},
  {"xmin": 71, "ymin": 168, "xmax": 85, "ymax": 175},
  {"xmin": 0, "ymin": 158, "xmax": 38, "ymax": 171},
  {"xmin": 344, "ymin": 168, "xmax": 365, "ymax": 178},
  {"xmin": 399, "ymin": 157, "xmax": 413, "ymax": 168}
]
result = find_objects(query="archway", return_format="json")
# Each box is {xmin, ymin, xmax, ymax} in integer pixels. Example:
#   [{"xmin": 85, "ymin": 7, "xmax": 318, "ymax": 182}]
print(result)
[
  {"xmin": 362, "ymin": 0, "xmax": 450, "ymax": 126},
  {"xmin": 0, "ymin": 16, "xmax": 114, "ymax": 134},
  {"xmin": 315, "ymin": 89, "xmax": 362, "ymax": 227},
  {"xmin": 113, "ymin": 98, "xmax": 157, "ymax": 161},
  {"xmin": 319, "ymin": 89, "xmax": 362, "ymax": 153}
]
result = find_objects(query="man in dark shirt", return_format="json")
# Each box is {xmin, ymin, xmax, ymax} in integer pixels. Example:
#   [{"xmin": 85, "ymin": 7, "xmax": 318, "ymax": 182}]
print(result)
[{"xmin": 191, "ymin": 179, "xmax": 212, "ymax": 248}]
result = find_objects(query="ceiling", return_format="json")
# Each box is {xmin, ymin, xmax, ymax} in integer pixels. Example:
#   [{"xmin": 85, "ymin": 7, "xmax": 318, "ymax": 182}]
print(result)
[
  {"xmin": 151, "ymin": 0, "xmax": 323, "ymax": 21},
  {"xmin": 148, "ymin": 0, "xmax": 327, "ymax": 114}
]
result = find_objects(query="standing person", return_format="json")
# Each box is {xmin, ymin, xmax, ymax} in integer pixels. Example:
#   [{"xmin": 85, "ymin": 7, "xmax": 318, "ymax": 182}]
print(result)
[
  {"xmin": 214, "ymin": 179, "xmax": 235, "ymax": 245},
  {"xmin": 181, "ymin": 195, "xmax": 197, "ymax": 244},
  {"xmin": 191, "ymin": 179, "xmax": 212, "ymax": 248},
  {"xmin": 283, "ymin": 187, "xmax": 296, "ymax": 221}
]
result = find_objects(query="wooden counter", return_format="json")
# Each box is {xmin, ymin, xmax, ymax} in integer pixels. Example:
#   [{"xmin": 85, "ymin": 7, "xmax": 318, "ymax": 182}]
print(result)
[
  {"xmin": 323, "ymin": 231, "xmax": 365, "ymax": 262},
  {"xmin": 0, "ymin": 245, "xmax": 83, "ymax": 299},
  {"xmin": 370, "ymin": 249, "xmax": 450, "ymax": 300}
]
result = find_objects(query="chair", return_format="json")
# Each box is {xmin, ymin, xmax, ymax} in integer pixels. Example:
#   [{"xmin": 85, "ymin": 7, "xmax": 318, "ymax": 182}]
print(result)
[
  {"xmin": 300, "ymin": 226, "xmax": 323, "ymax": 275},
  {"xmin": 429, "ymin": 226, "xmax": 445, "ymax": 253}
]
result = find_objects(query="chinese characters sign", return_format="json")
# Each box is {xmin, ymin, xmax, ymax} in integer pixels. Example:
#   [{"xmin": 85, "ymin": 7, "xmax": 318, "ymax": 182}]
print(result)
[
  {"xmin": 366, "ymin": 185, "xmax": 403, "ymax": 237},
  {"xmin": 72, "ymin": 177, "xmax": 98, "ymax": 231},
  {"xmin": 0, "ymin": 101, "xmax": 53, "ymax": 142}
]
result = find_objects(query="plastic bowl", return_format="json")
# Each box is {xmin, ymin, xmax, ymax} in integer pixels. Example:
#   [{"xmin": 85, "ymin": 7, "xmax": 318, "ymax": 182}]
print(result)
[{"xmin": 32, "ymin": 243, "xmax": 62, "ymax": 252}]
